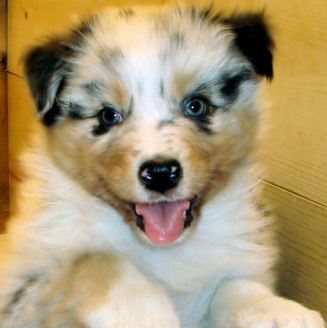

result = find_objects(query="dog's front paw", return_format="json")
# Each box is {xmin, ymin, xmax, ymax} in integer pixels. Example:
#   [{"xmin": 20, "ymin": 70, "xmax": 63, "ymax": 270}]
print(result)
[{"xmin": 228, "ymin": 297, "xmax": 325, "ymax": 328}]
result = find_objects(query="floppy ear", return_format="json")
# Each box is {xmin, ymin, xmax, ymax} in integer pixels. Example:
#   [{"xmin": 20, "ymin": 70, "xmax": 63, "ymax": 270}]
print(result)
[
  {"xmin": 24, "ymin": 39, "xmax": 71, "ymax": 125},
  {"xmin": 223, "ymin": 13, "xmax": 274, "ymax": 80}
]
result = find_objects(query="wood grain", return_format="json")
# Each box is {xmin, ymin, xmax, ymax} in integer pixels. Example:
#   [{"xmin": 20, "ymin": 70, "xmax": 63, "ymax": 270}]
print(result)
[
  {"xmin": 0, "ymin": 0, "xmax": 6, "ymax": 55},
  {"xmin": 7, "ymin": 74, "xmax": 40, "ymax": 215},
  {"xmin": 261, "ymin": 182, "xmax": 327, "ymax": 320},
  {"xmin": 261, "ymin": 0, "xmax": 327, "ymax": 207},
  {"xmin": 0, "ymin": 0, "xmax": 8, "ymax": 231},
  {"xmin": 0, "ymin": 72, "xmax": 9, "ymax": 231}
]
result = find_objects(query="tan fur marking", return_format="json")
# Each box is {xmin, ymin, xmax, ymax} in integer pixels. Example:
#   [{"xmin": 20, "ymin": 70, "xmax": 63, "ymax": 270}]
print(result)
[{"xmin": 68, "ymin": 254, "xmax": 120, "ymax": 311}]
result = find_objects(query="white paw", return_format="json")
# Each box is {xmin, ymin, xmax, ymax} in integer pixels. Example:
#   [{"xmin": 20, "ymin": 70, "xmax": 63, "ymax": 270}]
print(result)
[{"xmin": 229, "ymin": 297, "xmax": 325, "ymax": 328}]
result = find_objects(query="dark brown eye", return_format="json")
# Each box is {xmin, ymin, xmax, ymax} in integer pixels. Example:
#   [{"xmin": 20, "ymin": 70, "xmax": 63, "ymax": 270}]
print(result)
[
  {"xmin": 99, "ymin": 105, "xmax": 123, "ymax": 127},
  {"xmin": 184, "ymin": 98, "xmax": 208, "ymax": 117}
]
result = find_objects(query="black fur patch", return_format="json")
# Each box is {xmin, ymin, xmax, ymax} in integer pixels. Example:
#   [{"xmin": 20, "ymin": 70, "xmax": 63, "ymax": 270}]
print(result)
[
  {"xmin": 24, "ymin": 15, "xmax": 97, "ymax": 126},
  {"xmin": 67, "ymin": 103, "xmax": 89, "ymax": 119},
  {"xmin": 42, "ymin": 101, "xmax": 63, "ymax": 125},
  {"xmin": 192, "ymin": 116, "xmax": 214, "ymax": 134},
  {"xmin": 223, "ymin": 13, "xmax": 274, "ymax": 79},
  {"xmin": 220, "ymin": 69, "xmax": 253, "ymax": 100},
  {"xmin": 92, "ymin": 124, "xmax": 110, "ymax": 136},
  {"xmin": 24, "ymin": 39, "xmax": 71, "ymax": 116}
]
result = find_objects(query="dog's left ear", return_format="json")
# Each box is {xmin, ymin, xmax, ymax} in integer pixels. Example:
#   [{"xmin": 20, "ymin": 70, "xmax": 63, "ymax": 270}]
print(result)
[
  {"xmin": 223, "ymin": 13, "xmax": 274, "ymax": 80},
  {"xmin": 24, "ymin": 39, "xmax": 71, "ymax": 125}
]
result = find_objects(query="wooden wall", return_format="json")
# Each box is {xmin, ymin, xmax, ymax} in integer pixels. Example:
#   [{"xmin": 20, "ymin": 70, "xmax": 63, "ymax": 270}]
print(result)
[
  {"xmin": 0, "ymin": 0, "xmax": 8, "ymax": 231},
  {"xmin": 6, "ymin": 0, "xmax": 327, "ymax": 320}
]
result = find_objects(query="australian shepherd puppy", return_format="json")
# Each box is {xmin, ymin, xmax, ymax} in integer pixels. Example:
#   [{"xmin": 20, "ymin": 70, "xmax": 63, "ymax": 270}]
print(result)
[{"xmin": 0, "ymin": 5, "xmax": 325, "ymax": 328}]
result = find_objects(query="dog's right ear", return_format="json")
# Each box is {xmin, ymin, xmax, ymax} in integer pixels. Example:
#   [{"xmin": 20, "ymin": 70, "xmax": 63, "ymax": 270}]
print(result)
[{"xmin": 24, "ymin": 39, "xmax": 71, "ymax": 125}]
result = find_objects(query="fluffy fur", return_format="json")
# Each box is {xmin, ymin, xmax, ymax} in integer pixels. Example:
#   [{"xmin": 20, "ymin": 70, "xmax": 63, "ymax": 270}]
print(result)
[{"xmin": 0, "ymin": 5, "xmax": 325, "ymax": 328}]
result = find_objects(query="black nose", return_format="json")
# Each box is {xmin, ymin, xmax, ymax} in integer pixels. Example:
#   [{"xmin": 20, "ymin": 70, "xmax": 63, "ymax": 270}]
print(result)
[{"xmin": 138, "ymin": 160, "xmax": 182, "ymax": 193}]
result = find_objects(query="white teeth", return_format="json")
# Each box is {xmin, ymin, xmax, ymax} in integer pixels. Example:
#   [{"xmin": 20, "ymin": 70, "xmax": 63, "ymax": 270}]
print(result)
[{"xmin": 134, "ymin": 205, "xmax": 141, "ymax": 216}]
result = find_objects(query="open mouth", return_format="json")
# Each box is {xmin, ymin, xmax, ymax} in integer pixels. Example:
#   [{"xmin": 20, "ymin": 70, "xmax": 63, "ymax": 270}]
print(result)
[{"xmin": 131, "ymin": 198, "xmax": 196, "ymax": 245}]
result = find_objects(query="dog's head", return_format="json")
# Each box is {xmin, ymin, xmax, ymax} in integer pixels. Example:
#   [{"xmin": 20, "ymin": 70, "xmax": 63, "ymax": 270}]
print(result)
[{"xmin": 24, "ymin": 6, "xmax": 273, "ymax": 245}]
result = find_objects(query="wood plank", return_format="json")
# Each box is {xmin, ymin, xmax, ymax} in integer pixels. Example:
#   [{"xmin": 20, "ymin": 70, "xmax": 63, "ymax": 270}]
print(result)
[
  {"xmin": 0, "ymin": 72, "xmax": 8, "ymax": 231},
  {"xmin": 261, "ymin": 182, "xmax": 327, "ymax": 320},
  {"xmin": 260, "ymin": 0, "xmax": 327, "ymax": 207},
  {"xmin": 0, "ymin": 0, "xmax": 6, "ymax": 55},
  {"xmin": 0, "ymin": 0, "xmax": 8, "ymax": 231},
  {"xmin": 7, "ymin": 73, "xmax": 40, "ymax": 215}
]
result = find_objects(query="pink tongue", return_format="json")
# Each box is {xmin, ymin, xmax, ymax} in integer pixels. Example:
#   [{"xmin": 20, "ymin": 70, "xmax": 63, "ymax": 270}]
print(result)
[{"xmin": 135, "ymin": 200, "xmax": 190, "ymax": 244}]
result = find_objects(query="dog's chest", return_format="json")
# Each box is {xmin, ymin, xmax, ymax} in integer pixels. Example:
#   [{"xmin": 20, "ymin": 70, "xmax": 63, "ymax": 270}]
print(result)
[
  {"xmin": 126, "ymin": 244, "xmax": 224, "ymax": 327},
  {"xmin": 169, "ymin": 281, "xmax": 217, "ymax": 328}
]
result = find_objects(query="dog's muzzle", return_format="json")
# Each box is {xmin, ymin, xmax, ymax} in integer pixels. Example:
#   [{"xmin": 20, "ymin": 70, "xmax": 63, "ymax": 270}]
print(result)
[{"xmin": 132, "ymin": 159, "xmax": 195, "ymax": 245}]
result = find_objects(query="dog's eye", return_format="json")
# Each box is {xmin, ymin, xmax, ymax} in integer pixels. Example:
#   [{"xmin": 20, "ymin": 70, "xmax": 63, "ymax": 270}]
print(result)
[
  {"xmin": 183, "ymin": 98, "xmax": 208, "ymax": 117},
  {"xmin": 99, "ymin": 105, "xmax": 123, "ymax": 127}
]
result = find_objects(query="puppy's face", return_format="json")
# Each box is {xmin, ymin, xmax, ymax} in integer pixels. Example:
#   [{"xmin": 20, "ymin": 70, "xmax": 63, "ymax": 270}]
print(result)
[{"xmin": 24, "ymin": 6, "xmax": 273, "ymax": 245}]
